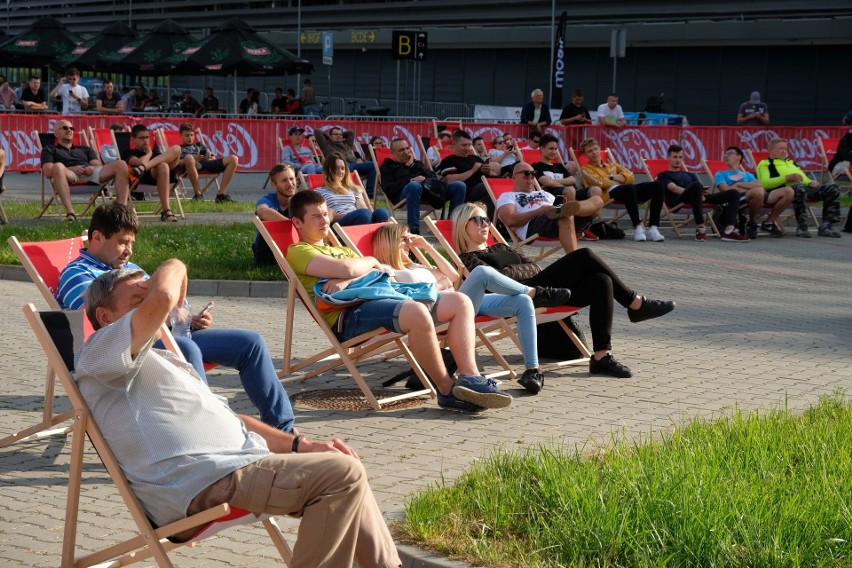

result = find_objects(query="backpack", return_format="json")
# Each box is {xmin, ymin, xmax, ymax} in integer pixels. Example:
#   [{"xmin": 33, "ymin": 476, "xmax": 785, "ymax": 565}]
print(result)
[
  {"xmin": 589, "ymin": 221, "xmax": 625, "ymax": 240},
  {"xmin": 536, "ymin": 314, "xmax": 588, "ymax": 360}
]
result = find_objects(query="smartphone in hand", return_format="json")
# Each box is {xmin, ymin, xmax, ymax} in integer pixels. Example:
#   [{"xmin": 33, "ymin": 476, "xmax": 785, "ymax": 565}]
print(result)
[{"xmin": 197, "ymin": 301, "xmax": 214, "ymax": 317}]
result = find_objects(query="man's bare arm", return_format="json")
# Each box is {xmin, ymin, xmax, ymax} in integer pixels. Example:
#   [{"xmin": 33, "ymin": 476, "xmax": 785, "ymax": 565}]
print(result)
[
  {"xmin": 304, "ymin": 253, "xmax": 382, "ymax": 279},
  {"xmin": 498, "ymin": 203, "xmax": 549, "ymax": 228},
  {"xmin": 239, "ymin": 414, "xmax": 359, "ymax": 457},
  {"xmin": 130, "ymin": 259, "xmax": 187, "ymax": 354}
]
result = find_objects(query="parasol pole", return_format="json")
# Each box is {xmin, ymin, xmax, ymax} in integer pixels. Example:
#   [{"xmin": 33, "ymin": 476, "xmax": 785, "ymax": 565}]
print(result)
[{"xmin": 233, "ymin": 71, "xmax": 237, "ymax": 114}]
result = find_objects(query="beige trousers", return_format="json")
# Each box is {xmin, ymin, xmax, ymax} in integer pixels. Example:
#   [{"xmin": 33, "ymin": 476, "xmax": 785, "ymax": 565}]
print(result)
[{"xmin": 188, "ymin": 453, "xmax": 401, "ymax": 568}]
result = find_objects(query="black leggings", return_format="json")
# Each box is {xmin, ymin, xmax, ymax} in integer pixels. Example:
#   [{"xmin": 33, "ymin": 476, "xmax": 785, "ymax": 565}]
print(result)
[
  {"xmin": 520, "ymin": 248, "xmax": 635, "ymax": 352},
  {"xmin": 609, "ymin": 181, "xmax": 665, "ymax": 227},
  {"xmin": 666, "ymin": 182, "xmax": 740, "ymax": 227}
]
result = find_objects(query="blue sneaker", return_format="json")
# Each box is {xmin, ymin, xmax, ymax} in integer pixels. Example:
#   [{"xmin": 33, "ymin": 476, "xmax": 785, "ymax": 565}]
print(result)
[
  {"xmin": 453, "ymin": 375, "xmax": 513, "ymax": 409},
  {"xmin": 437, "ymin": 389, "xmax": 484, "ymax": 412}
]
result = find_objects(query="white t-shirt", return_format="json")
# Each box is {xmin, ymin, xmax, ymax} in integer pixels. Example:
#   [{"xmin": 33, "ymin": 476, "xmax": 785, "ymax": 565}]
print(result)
[
  {"xmin": 58, "ymin": 83, "xmax": 89, "ymax": 115},
  {"xmin": 488, "ymin": 148, "xmax": 518, "ymax": 168},
  {"xmin": 596, "ymin": 103, "xmax": 624, "ymax": 125},
  {"xmin": 495, "ymin": 189, "xmax": 554, "ymax": 239}
]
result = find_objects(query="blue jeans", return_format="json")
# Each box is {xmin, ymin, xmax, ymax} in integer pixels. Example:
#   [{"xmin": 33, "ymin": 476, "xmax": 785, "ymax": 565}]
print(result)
[
  {"xmin": 401, "ymin": 180, "xmax": 466, "ymax": 232},
  {"xmin": 190, "ymin": 328, "xmax": 296, "ymax": 433},
  {"xmin": 299, "ymin": 163, "xmax": 322, "ymax": 175},
  {"xmin": 335, "ymin": 299, "xmax": 405, "ymax": 342},
  {"xmin": 349, "ymin": 162, "xmax": 376, "ymax": 197},
  {"xmin": 337, "ymin": 207, "xmax": 391, "ymax": 226},
  {"xmin": 459, "ymin": 265, "xmax": 538, "ymax": 369}
]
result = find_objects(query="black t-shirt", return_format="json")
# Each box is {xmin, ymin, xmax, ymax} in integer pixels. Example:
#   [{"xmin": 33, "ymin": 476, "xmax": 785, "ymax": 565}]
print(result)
[
  {"xmin": 202, "ymin": 96, "xmax": 219, "ymax": 111},
  {"xmin": 97, "ymin": 91, "xmax": 121, "ymax": 109},
  {"xmin": 21, "ymin": 87, "xmax": 45, "ymax": 105},
  {"xmin": 41, "ymin": 144, "xmax": 97, "ymax": 168},
  {"xmin": 532, "ymin": 161, "xmax": 573, "ymax": 197},
  {"xmin": 270, "ymin": 97, "xmax": 287, "ymax": 112},
  {"xmin": 126, "ymin": 146, "xmax": 161, "ymax": 161},
  {"xmin": 438, "ymin": 154, "xmax": 488, "ymax": 190},
  {"xmin": 559, "ymin": 103, "xmax": 590, "ymax": 122}
]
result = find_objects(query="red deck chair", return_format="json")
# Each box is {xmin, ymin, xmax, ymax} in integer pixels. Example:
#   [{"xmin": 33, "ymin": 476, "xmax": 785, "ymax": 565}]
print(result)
[
  {"xmin": 424, "ymin": 217, "xmax": 591, "ymax": 370},
  {"xmin": 114, "ymin": 130, "xmax": 185, "ymax": 219},
  {"xmin": 253, "ymin": 217, "xmax": 436, "ymax": 409},
  {"xmin": 818, "ymin": 137, "xmax": 851, "ymax": 186},
  {"xmin": 482, "ymin": 176, "xmax": 563, "ymax": 260},
  {"xmin": 642, "ymin": 158, "xmax": 719, "ymax": 238},
  {"xmin": 157, "ymin": 128, "xmax": 222, "ymax": 199},
  {"xmin": 748, "ymin": 149, "xmax": 820, "ymax": 226},
  {"xmin": 330, "ymin": 221, "xmax": 518, "ymax": 379},
  {"xmin": 369, "ymin": 144, "xmax": 436, "ymax": 218},
  {"xmin": 23, "ymin": 305, "xmax": 293, "ymax": 568},
  {"xmin": 35, "ymin": 131, "xmax": 111, "ymax": 219}
]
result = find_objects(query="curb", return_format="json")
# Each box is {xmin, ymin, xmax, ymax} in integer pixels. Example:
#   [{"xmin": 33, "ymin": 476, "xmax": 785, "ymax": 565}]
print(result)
[
  {"xmin": 0, "ymin": 264, "xmax": 287, "ymax": 299},
  {"xmin": 398, "ymin": 544, "xmax": 471, "ymax": 567}
]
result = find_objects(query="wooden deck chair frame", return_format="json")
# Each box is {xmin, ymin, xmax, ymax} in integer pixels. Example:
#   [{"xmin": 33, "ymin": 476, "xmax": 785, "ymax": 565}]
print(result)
[
  {"xmin": 569, "ymin": 146, "xmax": 634, "ymax": 225},
  {"xmin": 253, "ymin": 217, "xmax": 435, "ymax": 410},
  {"xmin": 641, "ymin": 157, "xmax": 720, "ymax": 238},
  {"xmin": 746, "ymin": 149, "xmax": 820, "ymax": 226},
  {"xmin": 700, "ymin": 158, "xmax": 796, "ymax": 228},
  {"xmin": 0, "ymin": 235, "xmax": 86, "ymax": 448},
  {"xmin": 433, "ymin": 119, "xmax": 463, "ymax": 139},
  {"xmin": 817, "ymin": 137, "xmax": 851, "ymax": 187},
  {"xmin": 113, "ymin": 130, "xmax": 186, "ymax": 220},
  {"xmin": 34, "ymin": 130, "xmax": 111, "ymax": 219},
  {"xmin": 22, "ymin": 305, "xmax": 293, "ymax": 568},
  {"xmin": 155, "ymin": 128, "xmax": 222, "ymax": 199},
  {"xmin": 330, "ymin": 221, "xmax": 518, "ymax": 380},
  {"xmin": 481, "ymin": 176, "xmax": 563, "ymax": 260},
  {"xmin": 422, "ymin": 217, "xmax": 591, "ymax": 369},
  {"xmin": 368, "ymin": 143, "xmax": 436, "ymax": 219}
]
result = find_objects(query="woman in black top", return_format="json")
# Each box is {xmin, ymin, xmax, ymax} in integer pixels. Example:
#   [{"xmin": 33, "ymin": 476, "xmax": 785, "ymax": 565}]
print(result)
[{"xmin": 451, "ymin": 202, "xmax": 675, "ymax": 378}]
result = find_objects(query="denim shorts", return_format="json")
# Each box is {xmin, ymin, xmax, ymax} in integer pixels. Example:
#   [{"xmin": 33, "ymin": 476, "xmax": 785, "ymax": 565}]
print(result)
[{"xmin": 334, "ymin": 299, "xmax": 405, "ymax": 342}]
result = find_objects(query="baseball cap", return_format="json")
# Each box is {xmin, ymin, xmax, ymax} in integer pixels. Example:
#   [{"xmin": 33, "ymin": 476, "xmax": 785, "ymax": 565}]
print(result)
[
  {"xmin": 288, "ymin": 126, "xmax": 305, "ymax": 135},
  {"xmin": 750, "ymin": 91, "xmax": 761, "ymax": 103}
]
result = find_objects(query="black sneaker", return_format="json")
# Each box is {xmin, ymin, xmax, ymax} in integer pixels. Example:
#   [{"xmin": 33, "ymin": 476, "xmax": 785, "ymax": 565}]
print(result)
[
  {"xmin": 628, "ymin": 296, "xmax": 675, "ymax": 323},
  {"xmin": 589, "ymin": 354, "xmax": 632, "ymax": 378},
  {"xmin": 746, "ymin": 223, "xmax": 758, "ymax": 240},
  {"xmin": 517, "ymin": 368, "xmax": 544, "ymax": 394},
  {"xmin": 533, "ymin": 286, "xmax": 571, "ymax": 308},
  {"xmin": 192, "ymin": 193, "xmax": 204, "ymax": 201},
  {"xmin": 761, "ymin": 221, "xmax": 784, "ymax": 238},
  {"xmin": 215, "ymin": 193, "xmax": 234, "ymax": 203},
  {"xmin": 131, "ymin": 191, "xmax": 145, "ymax": 201}
]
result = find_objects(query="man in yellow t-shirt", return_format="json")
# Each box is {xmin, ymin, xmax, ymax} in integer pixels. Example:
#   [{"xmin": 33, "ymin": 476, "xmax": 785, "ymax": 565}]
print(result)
[
  {"xmin": 286, "ymin": 191, "xmax": 512, "ymax": 413},
  {"xmin": 755, "ymin": 138, "xmax": 842, "ymax": 238}
]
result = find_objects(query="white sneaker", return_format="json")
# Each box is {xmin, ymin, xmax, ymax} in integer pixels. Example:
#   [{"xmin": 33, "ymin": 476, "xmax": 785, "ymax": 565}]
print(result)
[
  {"xmin": 646, "ymin": 225, "xmax": 665, "ymax": 242},
  {"xmin": 633, "ymin": 224, "xmax": 647, "ymax": 242}
]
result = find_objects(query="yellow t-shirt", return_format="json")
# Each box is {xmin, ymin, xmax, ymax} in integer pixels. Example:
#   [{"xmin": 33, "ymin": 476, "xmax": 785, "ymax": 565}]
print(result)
[{"xmin": 286, "ymin": 242, "xmax": 357, "ymax": 327}]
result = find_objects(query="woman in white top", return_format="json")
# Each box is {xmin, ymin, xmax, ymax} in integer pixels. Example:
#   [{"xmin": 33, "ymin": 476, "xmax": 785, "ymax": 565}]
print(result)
[
  {"xmin": 316, "ymin": 153, "xmax": 390, "ymax": 226},
  {"xmin": 371, "ymin": 223, "xmax": 571, "ymax": 394}
]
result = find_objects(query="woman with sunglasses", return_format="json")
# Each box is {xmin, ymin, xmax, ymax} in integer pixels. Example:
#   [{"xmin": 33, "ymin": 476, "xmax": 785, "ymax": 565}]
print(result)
[
  {"xmin": 371, "ymin": 223, "xmax": 570, "ymax": 394},
  {"xmin": 316, "ymin": 152, "xmax": 390, "ymax": 226},
  {"xmin": 451, "ymin": 202, "xmax": 675, "ymax": 378}
]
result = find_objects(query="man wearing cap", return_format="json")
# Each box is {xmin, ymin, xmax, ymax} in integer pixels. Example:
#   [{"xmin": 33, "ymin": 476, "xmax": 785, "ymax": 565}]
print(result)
[
  {"xmin": 737, "ymin": 92, "xmax": 770, "ymax": 126},
  {"xmin": 282, "ymin": 127, "xmax": 321, "ymax": 175},
  {"xmin": 314, "ymin": 127, "xmax": 376, "ymax": 197}
]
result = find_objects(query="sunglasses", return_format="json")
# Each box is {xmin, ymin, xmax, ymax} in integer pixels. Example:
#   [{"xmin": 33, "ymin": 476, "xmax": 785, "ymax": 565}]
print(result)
[
  {"xmin": 60, "ymin": 125, "xmax": 75, "ymax": 131},
  {"xmin": 515, "ymin": 170, "xmax": 535, "ymax": 178},
  {"xmin": 494, "ymin": 140, "xmax": 505, "ymax": 145},
  {"xmin": 468, "ymin": 216, "xmax": 491, "ymax": 227}
]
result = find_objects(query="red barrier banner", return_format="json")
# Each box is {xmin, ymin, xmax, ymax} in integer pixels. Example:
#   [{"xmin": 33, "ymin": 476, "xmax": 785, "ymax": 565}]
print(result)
[{"xmin": 1, "ymin": 113, "xmax": 847, "ymax": 174}]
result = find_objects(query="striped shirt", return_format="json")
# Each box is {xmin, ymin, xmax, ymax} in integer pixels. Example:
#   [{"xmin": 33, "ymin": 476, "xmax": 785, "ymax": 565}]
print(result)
[
  {"xmin": 315, "ymin": 187, "xmax": 361, "ymax": 215},
  {"xmin": 56, "ymin": 248, "xmax": 144, "ymax": 310}
]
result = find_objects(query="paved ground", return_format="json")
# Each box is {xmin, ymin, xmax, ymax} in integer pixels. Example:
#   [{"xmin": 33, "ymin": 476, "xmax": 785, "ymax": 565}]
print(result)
[{"xmin": 1, "ymin": 172, "xmax": 851, "ymax": 566}]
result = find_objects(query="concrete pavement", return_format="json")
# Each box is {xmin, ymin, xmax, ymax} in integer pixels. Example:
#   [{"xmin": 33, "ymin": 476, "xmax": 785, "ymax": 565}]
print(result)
[{"xmin": 1, "ymin": 182, "xmax": 851, "ymax": 566}]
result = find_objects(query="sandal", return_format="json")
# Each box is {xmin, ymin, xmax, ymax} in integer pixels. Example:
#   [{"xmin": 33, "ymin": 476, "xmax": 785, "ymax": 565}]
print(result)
[
  {"xmin": 131, "ymin": 164, "xmax": 147, "ymax": 178},
  {"xmin": 65, "ymin": 212, "xmax": 77, "ymax": 223},
  {"xmin": 160, "ymin": 209, "xmax": 178, "ymax": 223}
]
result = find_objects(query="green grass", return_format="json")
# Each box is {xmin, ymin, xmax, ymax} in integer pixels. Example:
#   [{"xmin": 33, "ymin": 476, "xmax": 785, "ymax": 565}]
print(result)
[
  {"xmin": 0, "ymin": 201, "xmax": 283, "ymax": 281},
  {"xmin": 400, "ymin": 391, "xmax": 852, "ymax": 567}
]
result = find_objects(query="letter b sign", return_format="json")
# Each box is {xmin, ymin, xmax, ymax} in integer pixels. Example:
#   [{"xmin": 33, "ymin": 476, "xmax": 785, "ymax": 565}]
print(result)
[{"xmin": 392, "ymin": 31, "xmax": 426, "ymax": 61}]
